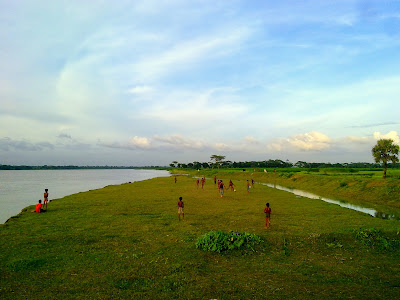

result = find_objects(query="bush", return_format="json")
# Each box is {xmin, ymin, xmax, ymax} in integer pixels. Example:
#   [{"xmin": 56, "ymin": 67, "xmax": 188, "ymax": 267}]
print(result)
[
  {"xmin": 196, "ymin": 230, "xmax": 262, "ymax": 253},
  {"xmin": 339, "ymin": 181, "xmax": 348, "ymax": 187},
  {"xmin": 279, "ymin": 172, "xmax": 294, "ymax": 179},
  {"xmin": 354, "ymin": 228, "xmax": 400, "ymax": 251}
]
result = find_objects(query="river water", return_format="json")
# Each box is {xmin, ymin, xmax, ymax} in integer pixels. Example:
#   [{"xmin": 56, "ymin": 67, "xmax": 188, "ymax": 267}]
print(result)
[
  {"xmin": 0, "ymin": 169, "xmax": 170, "ymax": 224},
  {"xmin": 260, "ymin": 182, "xmax": 400, "ymax": 221}
]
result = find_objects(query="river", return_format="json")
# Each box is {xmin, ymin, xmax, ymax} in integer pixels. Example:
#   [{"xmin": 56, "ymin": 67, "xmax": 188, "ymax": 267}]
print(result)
[
  {"xmin": 0, "ymin": 169, "xmax": 170, "ymax": 224},
  {"xmin": 259, "ymin": 182, "xmax": 400, "ymax": 221}
]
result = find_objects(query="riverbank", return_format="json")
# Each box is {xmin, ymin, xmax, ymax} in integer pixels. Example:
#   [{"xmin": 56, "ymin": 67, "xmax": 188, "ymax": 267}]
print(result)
[
  {"xmin": 1, "ymin": 175, "xmax": 399, "ymax": 299},
  {"xmin": 0, "ymin": 169, "xmax": 170, "ymax": 224}
]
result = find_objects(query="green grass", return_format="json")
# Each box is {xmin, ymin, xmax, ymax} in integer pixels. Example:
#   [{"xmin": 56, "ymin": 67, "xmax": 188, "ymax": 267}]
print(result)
[
  {"xmin": 1, "ymin": 175, "xmax": 400, "ymax": 299},
  {"xmin": 180, "ymin": 168, "xmax": 400, "ymax": 213}
]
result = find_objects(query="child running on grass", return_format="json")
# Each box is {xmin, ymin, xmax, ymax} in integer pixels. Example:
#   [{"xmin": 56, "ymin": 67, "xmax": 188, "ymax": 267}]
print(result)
[
  {"xmin": 229, "ymin": 180, "xmax": 234, "ymax": 191},
  {"xmin": 247, "ymin": 180, "xmax": 250, "ymax": 193},
  {"xmin": 264, "ymin": 203, "xmax": 271, "ymax": 228},
  {"xmin": 178, "ymin": 197, "xmax": 184, "ymax": 221}
]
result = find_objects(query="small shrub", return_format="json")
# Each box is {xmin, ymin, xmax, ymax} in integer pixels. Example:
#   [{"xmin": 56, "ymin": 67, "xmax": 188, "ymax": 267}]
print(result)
[
  {"xmin": 339, "ymin": 181, "xmax": 348, "ymax": 187},
  {"xmin": 326, "ymin": 242, "xmax": 343, "ymax": 249},
  {"xmin": 196, "ymin": 230, "xmax": 262, "ymax": 253},
  {"xmin": 354, "ymin": 228, "xmax": 400, "ymax": 251},
  {"xmin": 279, "ymin": 172, "xmax": 294, "ymax": 179}
]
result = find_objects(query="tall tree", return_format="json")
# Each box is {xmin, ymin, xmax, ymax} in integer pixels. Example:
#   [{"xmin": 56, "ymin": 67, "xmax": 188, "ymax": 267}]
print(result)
[
  {"xmin": 210, "ymin": 155, "xmax": 226, "ymax": 169},
  {"xmin": 372, "ymin": 139, "xmax": 399, "ymax": 178}
]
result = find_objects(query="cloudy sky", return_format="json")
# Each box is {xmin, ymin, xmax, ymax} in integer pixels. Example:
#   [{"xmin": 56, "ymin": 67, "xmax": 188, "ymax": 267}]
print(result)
[{"xmin": 1, "ymin": 0, "xmax": 399, "ymax": 166}]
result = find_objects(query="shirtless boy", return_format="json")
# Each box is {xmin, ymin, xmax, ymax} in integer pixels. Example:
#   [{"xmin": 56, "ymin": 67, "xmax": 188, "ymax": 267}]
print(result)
[{"xmin": 178, "ymin": 197, "xmax": 184, "ymax": 221}]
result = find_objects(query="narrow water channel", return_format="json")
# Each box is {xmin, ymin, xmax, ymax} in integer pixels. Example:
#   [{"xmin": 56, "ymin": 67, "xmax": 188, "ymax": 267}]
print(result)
[{"xmin": 259, "ymin": 182, "xmax": 400, "ymax": 221}]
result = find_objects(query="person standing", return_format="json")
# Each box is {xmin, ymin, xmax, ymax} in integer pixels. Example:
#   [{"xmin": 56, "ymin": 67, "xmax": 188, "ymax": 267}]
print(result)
[
  {"xmin": 178, "ymin": 197, "xmax": 184, "ymax": 221},
  {"xmin": 246, "ymin": 180, "xmax": 250, "ymax": 193},
  {"xmin": 264, "ymin": 203, "xmax": 271, "ymax": 228},
  {"xmin": 218, "ymin": 180, "xmax": 226, "ymax": 198},
  {"xmin": 43, "ymin": 188, "xmax": 49, "ymax": 210}
]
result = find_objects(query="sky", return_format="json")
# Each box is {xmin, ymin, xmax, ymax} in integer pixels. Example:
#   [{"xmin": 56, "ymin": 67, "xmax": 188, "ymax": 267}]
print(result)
[{"xmin": 1, "ymin": 0, "xmax": 400, "ymax": 166}]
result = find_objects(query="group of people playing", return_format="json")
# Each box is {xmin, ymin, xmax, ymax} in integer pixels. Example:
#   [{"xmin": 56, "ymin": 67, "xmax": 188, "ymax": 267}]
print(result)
[
  {"xmin": 177, "ymin": 176, "xmax": 271, "ymax": 228},
  {"xmin": 195, "ymin": 177, "xmax": 206, "ymax": 189}
]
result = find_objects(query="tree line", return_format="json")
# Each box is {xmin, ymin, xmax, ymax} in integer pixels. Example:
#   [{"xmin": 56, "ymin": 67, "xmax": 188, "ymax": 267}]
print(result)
[
  {"xmin": 169, "ymin": 159, "xmax": 390, "ymax": 170},
  {"xmin": 171, "ymin": 139, "xmax": 399, "ymax": 176}
]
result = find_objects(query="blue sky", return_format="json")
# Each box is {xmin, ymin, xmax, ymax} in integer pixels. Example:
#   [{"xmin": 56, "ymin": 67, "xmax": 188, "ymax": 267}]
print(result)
[{"xmin": 1, "ymin": 0, "xmax": 399, "ymax": 166}]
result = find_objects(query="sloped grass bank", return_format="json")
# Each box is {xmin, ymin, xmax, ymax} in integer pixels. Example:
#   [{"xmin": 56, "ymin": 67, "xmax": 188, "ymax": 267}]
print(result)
[{"xmin": 1, "ymin": 175, "xmax": 399, "ymax": 299}]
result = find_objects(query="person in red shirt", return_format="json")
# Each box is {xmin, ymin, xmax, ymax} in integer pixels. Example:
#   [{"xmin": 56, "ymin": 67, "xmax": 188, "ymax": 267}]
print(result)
[
  {"xmin": 264, "ymin": 203, "xmax": 271, "ymax": 228},
  {"xmin": 246, "ymin": 180, "xmax": 250, "ymax": 193},
  {"xmin": 174, "ymin": 176, "xmax": 177, "ymax": 184},
  {"xmin": 201, "ymin": 177, "xmax": 205, "ymax": 189},
  {"xmin": 35, "ymin": 200, "xmax": 46, "ymax": 213},
  {"xmin": 214, "ymin": 176, "xmax": 217, "ymax": 185},
  {"xmin": 177, "ymin": 197, "xmax": 184, "ymax": 221},
  {"xmin": 196, "ymin": 179, "xmax": 199, "ymax": 189}
]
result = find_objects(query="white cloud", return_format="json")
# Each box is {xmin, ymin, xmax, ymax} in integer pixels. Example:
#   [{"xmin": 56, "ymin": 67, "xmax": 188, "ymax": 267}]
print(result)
[
  {"xmin": 153, "ymin": 134, "xmax": 205, "ymax": 150},
  {"xmin": 214, "ymin": 143, "xmax": 231, "ymax": 151},
  {"xmin": 130, "ymin": 28, "xmax": 251, "ymax": 81},
  {"xmin": 269, "ymin": 131, "xmax": 332, "ymax": 152},
  {"xmin": 373, "ymin": 131, "xmax": 400, "ymax": 145},
  {"xmin": 129, "ymin": 136, "xmax": 152, "ymax": 149},
  {"xmin": 346, "ymin": 136, "xmax": 371, "ymax": 144},
  {"xmin": 244, "ymin": 136, "xmax": 260, "ymax": 144},
  {"xmin": 128, "ymin": 86, "xmax": 153, "ymax": 94}
]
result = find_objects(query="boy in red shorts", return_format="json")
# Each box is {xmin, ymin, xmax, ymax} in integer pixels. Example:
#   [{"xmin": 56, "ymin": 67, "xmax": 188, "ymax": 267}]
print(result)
[
  {"xmin": 43, "ymin": 188, "xmax": 49, "ymax": 210},
  {"xmin": 264, "ymin": 203, "xmax": 271, "ymax": 228}
]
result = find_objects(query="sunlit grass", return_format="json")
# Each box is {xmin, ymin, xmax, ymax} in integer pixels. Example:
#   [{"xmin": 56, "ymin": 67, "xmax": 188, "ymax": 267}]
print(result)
[{"xmin": 1, "ymin": 175, "xmax": 399, "ymax": 299}]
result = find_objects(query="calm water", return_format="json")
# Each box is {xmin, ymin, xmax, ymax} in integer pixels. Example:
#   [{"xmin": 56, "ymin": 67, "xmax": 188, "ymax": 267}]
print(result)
[
  {"xmin": 0, "ymin": 169, "xmax": 170, "ymax": 224},
  {"xmin": 260, "ymin": 182, "xmax": 400, "ymax": 221}
]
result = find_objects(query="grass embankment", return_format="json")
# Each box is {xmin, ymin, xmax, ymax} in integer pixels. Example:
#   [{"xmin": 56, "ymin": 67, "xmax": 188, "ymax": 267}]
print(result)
[
  {"xmin": 181, "ymin": 168, "xmax": 400, "ymax": 214},
  {"xmin": 1, "ymin": 175, "xmax": 400, "ymax": 299}
]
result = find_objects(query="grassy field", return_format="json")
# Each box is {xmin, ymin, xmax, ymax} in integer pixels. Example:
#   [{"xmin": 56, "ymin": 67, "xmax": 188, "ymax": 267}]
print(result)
[
  {"xmin": 1, "ymin": 174, "xmax": 400, "ymax": 299},
  {"xmin": 180, "ymin": 168, "xmax": 400, "ymax": 213}
]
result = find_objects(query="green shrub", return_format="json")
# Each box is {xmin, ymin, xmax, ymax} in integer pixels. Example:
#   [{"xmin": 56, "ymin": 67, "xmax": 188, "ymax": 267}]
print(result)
[
  {"xmin": 196, "ymin": 230, "xmax": 262, "ymax": 253},
  {"xmin": 354, "ymin": 228, "xmax": 400, "ymax": 251},
  {"xmin": 339, "ymin": 181, "xmax": 348, "ymax": 187},
  {"xmin": 279, "ymin": 172, "xmax": 294, "ymax": 179}
]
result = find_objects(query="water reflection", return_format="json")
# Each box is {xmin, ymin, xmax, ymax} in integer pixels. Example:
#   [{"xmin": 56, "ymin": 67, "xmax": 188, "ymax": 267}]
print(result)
[{"xmin": 260, "ymin": 183, "xmax": 400, "ymax": 221}]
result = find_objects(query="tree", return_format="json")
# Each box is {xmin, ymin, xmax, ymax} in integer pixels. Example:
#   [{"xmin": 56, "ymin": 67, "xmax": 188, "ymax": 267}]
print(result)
[
  {"xmin": 210, "ymin": 155, "xmax": 226, "ymax": 169},
  {"xmin": 372, "ymin": 139, "xmax": 399, "ymax": 178}
]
